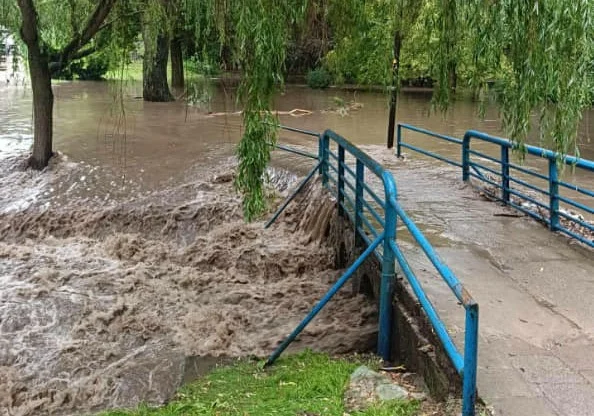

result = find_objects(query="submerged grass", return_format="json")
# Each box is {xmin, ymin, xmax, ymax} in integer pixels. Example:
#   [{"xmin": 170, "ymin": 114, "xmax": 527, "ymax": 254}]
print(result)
[{"xmin": 100, "ymin": 351, "xmax": 420, "ymax": 416}]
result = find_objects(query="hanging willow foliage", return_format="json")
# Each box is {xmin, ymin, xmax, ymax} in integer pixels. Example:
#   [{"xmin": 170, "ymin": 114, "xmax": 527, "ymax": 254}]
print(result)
[
  {"xmin": 233, "ymin": 0, "xmax": 306, "ymax": 220},
  {"xmin": 460, "ymin": 0, "xmax": 593, "ymax": 158}
]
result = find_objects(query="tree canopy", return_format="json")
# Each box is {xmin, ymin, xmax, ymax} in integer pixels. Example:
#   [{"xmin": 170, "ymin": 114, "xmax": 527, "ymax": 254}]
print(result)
[{"xmin": 2, "ymin": 0, "xmax": 593, "ymax": 219}]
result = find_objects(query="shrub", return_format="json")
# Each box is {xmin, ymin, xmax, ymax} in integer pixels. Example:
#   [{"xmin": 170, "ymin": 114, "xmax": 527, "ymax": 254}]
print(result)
[{"xmin": 307, "ymin": 67, "xmax": 332, "ymax": 89}]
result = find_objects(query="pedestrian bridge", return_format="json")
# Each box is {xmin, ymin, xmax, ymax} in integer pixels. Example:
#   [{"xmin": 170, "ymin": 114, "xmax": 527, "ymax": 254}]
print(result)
[{"xmin": 265, "ymin": 123, "xmax": 594, "ymax": 416}]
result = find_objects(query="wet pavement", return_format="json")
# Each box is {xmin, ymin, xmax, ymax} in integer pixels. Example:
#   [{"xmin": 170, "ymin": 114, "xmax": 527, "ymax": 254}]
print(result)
[{"xmin": 366, "ymin": 151, "xmax": 594, "ymax": 416}]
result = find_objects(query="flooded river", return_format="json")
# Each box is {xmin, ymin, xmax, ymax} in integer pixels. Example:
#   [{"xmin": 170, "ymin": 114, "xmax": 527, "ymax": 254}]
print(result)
[
  {"xmin": 2, "ymin": 79, "xmax": 593, "ymax": 187},
  {"xmin": 1, "ymin": 75, "xmax": 593, "ymax": 415}
]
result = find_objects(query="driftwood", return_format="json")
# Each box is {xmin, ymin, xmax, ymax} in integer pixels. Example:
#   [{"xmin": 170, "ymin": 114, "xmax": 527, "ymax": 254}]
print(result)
[{"xmin": 206, "ymin": 108, "xmax": 313, "ymax": 117}]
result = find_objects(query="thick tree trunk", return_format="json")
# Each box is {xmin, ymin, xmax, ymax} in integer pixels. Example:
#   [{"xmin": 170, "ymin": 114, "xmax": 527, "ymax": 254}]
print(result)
[
  {"xmin": 17, "ymin": 0, "xmax": 115, "ymax": 169},
  {"xmin": 386, "ymin": 32, "xmax": 402, "ymax": 149},
  {"xmin": 170, "ymin": 36, "xmax": 184, "ymax": 90},
  {"xmin": 143, "ymin": 29, "xmax": 174, "ymax": 102},
  {"xmin": 28, "ymin": 50, "xmax": 54, "ymax": 169}
]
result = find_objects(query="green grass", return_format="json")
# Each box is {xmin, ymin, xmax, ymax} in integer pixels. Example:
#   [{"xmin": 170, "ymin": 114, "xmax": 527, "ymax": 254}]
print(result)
[
  {"xmin": 105, "ymin": 61, "xmax": 218, "ymax": 84},
  {"xmin": 100, "ymin": 351, "xmax": 420, "ymax": 416}
]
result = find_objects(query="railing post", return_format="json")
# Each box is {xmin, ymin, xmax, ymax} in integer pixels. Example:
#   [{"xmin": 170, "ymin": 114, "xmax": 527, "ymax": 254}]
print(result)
[
  {"xmin": 338, "ymin": 145, "xmax": 345, "ymax": 216},
  {"xmin": 379, "ymin": 173, "xmax": 397, "ymax": 361},
  {"xmin": 462, "ymin": 133, "xmax": 471, "ymax": 181},
  {"xmin": 355, "ymin": 160, "xmax": 364, "ymax": 236},
  {"xmin": 548, "ymin": 158, "xmax": 560, "ymax": 231},
  {"xmin": 462, "ymin": 304, "xmax": 479, "ymax": 416},
  {"xmin": 501, "ymin": 146, "xmax": 510, "ymax": 203},
  {"xmin": 396, "ymin": 124, "xmax": 402, "ymax": 158},
  {"xmin": 317, "ymin": 134, "xmax": 323, "ymax": 175},
  {"xmin": 321, "ymin": 133, "xmax": 329, "ymax": 186}
]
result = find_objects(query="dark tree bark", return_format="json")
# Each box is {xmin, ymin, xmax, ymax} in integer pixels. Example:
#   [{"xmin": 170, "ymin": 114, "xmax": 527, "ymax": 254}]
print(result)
[
  {"xmin": 28, "ymin": 49, "xmax": 54, "ymax": 169},
  {"xmin": 170, "ymin": 35, "xmax": 184, "ymax": 90},
  {"xmin": 18, "ymin": 0, "xmax": 54, "ymax": 168},
  {"xmin": 143, "ymin": 28, "xmax": 174, "ymax": 102},
  {"xmin": 16, "ymin": 0, "xmax": 116, "ymax": 169},
  {"xmin": 386, "ymin": 31, "xmax": 402, "ymax": 149}
]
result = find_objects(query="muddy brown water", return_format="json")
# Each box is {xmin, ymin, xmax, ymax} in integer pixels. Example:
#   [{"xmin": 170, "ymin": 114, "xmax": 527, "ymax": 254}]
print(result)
[{"xmin": 1, "ymin": 77, "xmax": 593, "ymax": 415}]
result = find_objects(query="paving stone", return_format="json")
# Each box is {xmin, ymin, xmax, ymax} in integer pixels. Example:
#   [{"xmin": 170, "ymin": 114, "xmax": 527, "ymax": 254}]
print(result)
[
  {"xmin": 487, "ymin": 397, "xmax": 559, "ymax": 416},
  {"xmin": 580, "ymin": 370, "xmax": 594, "ymax": 386},
  {"xmin": 557, "ymin": 345, "xmax": 594, "ymax": 372},
  {"xmin": 511, "ymin": 355, "xmax": 585, "ymax": 384},
  {"xmin": 538, "ymin": 383, "xmax": 594, "ymax": 416},
  {"xmin": 477, "ymin": 368, "xmax": 540, "ymax": 399}
]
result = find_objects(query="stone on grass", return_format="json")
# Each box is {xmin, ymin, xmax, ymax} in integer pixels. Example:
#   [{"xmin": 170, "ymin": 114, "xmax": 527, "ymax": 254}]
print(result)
[{"xmin": 344, "ymin": 366, "xmax": 411, "ymax": 412}]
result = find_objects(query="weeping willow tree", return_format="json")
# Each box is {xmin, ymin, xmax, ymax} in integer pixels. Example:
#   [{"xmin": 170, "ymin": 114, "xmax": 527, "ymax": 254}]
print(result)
[
  {"xmin": 233, "ymin": 1, "xmax": 307, "ymax": 220},
  {"xmin": 0, "ymin": 0, "xmax": 138, "ymax": 169},
  {"xmin": 184, "ymin": 0, "xmax": 306, "ymax": 220},
  {"xmin": 436, "ymin": 0, "xmax": 593, "ymax": 157}
]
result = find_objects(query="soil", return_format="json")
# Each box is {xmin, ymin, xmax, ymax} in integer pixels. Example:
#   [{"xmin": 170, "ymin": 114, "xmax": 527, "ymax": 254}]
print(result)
[{"xmin": 0, "ymin": 155, "xmax": 377, "ymax": 416}]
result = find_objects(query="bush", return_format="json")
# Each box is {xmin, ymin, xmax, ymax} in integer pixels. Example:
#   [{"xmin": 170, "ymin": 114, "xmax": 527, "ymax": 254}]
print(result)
[
  {"xmin": 75, "ymin": 55, "xmax": 109, "ymax": 80},
  {"xmin": 52, "ymin": 54, "xmax": 110, "ymax": 81},
  {"xmin": 307, "ymin": 68, "xmax": 332, "ymax": 89}
]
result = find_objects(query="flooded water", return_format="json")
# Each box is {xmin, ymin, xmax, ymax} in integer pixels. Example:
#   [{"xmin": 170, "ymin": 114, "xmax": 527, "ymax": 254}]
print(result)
[
  {"xmin": 1, "ymin": 73, "xmax": 593, "ymax": 416},
  {"xmin": 2, "ymin": 80, "xmax": 593, "ymax": 186}
]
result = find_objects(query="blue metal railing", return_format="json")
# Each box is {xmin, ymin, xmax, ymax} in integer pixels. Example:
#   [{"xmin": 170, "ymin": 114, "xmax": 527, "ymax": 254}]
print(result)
[
  {"xmin": 266, "ymin": 126, "xmax": 479, "ymax": 416},
  {"xmin": 397, "ymin": 123, "xmax": 594, "ymax": 248}
]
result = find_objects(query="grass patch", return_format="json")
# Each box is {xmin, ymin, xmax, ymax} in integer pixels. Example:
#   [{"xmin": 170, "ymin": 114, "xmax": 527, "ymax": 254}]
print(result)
[
  {"xmin": 105, "ymin": 61, "xmax": 217, "ymax": 84},
  {"xmin": 99, "ymin": 351, "xmax": 420, "ymax": 416}
]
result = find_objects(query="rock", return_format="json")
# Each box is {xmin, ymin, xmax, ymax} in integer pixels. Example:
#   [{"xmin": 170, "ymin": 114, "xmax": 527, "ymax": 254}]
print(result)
[{"xmin": 343, "ymin": 366, "xmax": 411, "ymax": 412}]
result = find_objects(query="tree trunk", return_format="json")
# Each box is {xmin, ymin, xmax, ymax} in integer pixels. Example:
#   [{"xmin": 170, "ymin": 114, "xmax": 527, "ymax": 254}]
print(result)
[
  {"xmin": 27, "ymin": 44, "xmax": 54, "ymax": 169},
  {"xmin": 143, "ymin": 30, "xmax": 173, "ymax": 102},
  {"xmin": 386, "ymin": 31, "xmax": 402, "ymax": 149},
  {"xmin": 449, "ymin": 62, "xmax": 458, "ymax": 92},
  {"xmin": 170, "ymin": 36, "xmax": 184, "ymax": 90}
]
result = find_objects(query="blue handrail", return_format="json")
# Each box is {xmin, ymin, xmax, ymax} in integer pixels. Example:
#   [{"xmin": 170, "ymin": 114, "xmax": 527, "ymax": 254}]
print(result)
[
  {"xmin": 267, "ymin": 124, "xmax": 479, "ymax": 416},
  {"xmin": 398, "ymin": 123, "xmax": 594, "ymax": 248}
]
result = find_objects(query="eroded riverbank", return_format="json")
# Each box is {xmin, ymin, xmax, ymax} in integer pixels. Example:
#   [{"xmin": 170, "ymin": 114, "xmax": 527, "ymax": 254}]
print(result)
[{"xmin": 0, "ymin": 155, "xmax": 376, "ymax": 416}]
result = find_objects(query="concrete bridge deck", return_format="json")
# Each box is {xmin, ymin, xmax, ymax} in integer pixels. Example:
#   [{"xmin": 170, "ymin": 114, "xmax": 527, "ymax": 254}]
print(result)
[{"xmin": 374, "ymin": 152, "xmax": 594, "ymax": 416}]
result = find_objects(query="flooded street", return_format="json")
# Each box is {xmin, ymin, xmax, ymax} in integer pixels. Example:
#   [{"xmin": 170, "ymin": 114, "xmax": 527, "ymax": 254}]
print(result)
[{"xmin": 1, "ymin": 75, "xmax": 593, "ymax": 415}]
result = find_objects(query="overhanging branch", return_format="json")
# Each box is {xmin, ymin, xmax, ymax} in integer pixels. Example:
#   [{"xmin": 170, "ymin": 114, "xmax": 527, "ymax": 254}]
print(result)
[{"xmin": 55, "ymin": 0, "xmax": 117, "ymax": 66}]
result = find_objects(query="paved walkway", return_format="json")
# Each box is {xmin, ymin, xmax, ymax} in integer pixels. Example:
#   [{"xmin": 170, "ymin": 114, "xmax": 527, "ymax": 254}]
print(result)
[{"xmin": 381, "ymin": 155, "xmax": 594, "ymax": 416}]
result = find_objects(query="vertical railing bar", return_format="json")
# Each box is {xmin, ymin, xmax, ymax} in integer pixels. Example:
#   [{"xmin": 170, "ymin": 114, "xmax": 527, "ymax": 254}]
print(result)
[
  {"xmin": 549, "ymin": 158, "xmax": 560, "ymax": 231},
  {"xmin": 378, "ymin": 174, "xmax": 397, "ymax": 360},
  {"xmin": 355, "ymin": 160, "xmax": 364, "ymax": 243},
  {"xmin": 462, "ymin": 134, "xmax": 470, "ymax": 181},
  {"xmin": 321, "ymin": 133, "xmax": 329, "ymax": 186},
  {"xmin": 462, "ymin": 304, "xmax": 479, "ymax": 416},
  {"xmin": 501, "ymin": 146, "xmax": 510, "ymax": 203},
  {"xmin": 338, "ymin": 145, "xmax": 345, "ymax": 217},
  {"xmin": 397, "ymin": 124, "xmax": 403, "ymax": 158},
  {"xmin": 317, "ymin": 134, "xmax": 323, "ymax": 175}
]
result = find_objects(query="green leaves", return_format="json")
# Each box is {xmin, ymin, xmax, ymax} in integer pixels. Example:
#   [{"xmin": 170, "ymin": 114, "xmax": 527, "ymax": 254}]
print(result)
[
  {"xmin": 233, "ymin": 0, "xmax": 306, "ymax": 221},
  {"xmin": 458, "ymin": 0, "xmax": 593, "ymax": 158}
]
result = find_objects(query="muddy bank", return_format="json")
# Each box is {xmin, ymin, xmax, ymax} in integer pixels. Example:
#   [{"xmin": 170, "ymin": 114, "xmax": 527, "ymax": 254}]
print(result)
[{"xmin": 0, "ymin": 156, "xmax": 376, "ymax": 416}]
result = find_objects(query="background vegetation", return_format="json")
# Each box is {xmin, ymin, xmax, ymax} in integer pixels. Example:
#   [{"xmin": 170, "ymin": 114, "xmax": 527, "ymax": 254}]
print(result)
[{"xmin": 1, "ymin": 0, "xmax": 593, "ymax": 219}]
